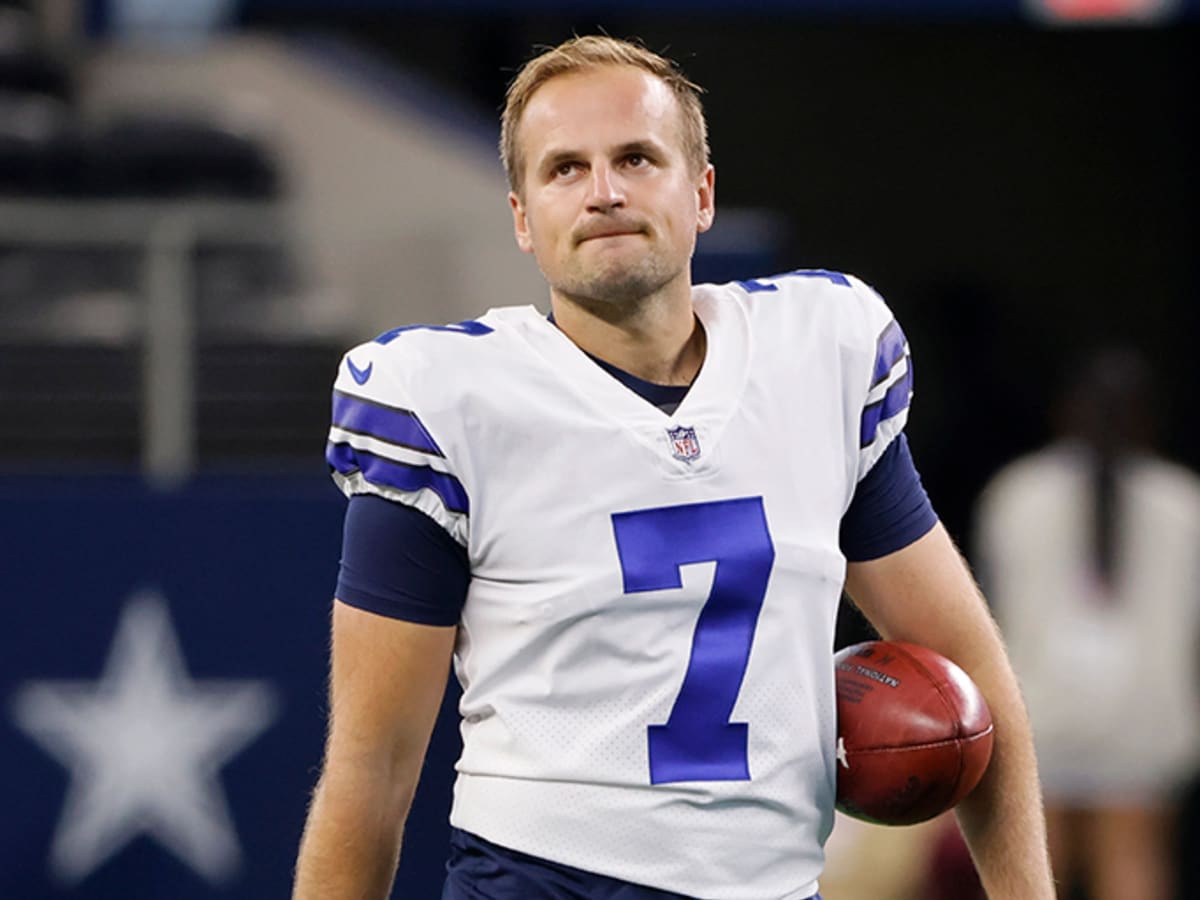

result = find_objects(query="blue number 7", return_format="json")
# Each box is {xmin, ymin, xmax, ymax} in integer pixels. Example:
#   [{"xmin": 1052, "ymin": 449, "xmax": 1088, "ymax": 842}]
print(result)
[{"xmin": 612, "ymin": 497, "xmax": 775, "ymax": 784}]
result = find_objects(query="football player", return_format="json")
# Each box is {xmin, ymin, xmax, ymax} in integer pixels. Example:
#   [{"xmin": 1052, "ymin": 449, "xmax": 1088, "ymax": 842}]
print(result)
[{"xmin": 293, "ymin": 35, "xmax": 1055, "ymax": 900}]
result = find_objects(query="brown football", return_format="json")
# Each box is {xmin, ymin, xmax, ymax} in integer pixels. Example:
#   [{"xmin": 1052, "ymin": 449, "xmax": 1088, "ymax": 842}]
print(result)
[{"xmin": 834, "ymin": 640, "xmax": 994, "ymax": 825}]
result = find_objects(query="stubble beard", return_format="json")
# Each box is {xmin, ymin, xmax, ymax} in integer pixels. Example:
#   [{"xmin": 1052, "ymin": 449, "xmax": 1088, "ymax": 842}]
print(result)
[{"xmin": 551, "ymin": 246, "xmax": 686, "ymax": 315}]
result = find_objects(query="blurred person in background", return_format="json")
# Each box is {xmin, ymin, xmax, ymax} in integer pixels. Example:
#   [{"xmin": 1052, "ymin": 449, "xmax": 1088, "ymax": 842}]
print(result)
[{"xmin": 974, "ymin": 347, "xmax": 1200, "ymax": 900}]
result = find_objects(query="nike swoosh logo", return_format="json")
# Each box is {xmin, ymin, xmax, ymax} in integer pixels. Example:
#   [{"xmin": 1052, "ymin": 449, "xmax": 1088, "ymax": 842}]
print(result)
[{"xmin": 347, "ymin": 357, "xmax": 373, "ymax": 385}]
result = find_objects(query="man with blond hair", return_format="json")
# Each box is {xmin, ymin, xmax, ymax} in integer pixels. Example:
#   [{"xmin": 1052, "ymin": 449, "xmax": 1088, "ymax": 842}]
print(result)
[{"xmin": 293, "ymin": 35, "xmax": 1055, "ymax": 900}]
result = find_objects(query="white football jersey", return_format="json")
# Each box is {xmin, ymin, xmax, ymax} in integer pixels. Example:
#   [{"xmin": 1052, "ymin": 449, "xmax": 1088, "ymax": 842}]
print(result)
[{"xmin": 327, "ymin": 270, "xmax": 912, "ymax": 900}]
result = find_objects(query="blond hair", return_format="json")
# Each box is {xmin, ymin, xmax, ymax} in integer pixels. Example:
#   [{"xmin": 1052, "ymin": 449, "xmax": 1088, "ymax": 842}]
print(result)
[{"xmin": 500, "ymin": 35, "xmax": 709, "ymax": 195}]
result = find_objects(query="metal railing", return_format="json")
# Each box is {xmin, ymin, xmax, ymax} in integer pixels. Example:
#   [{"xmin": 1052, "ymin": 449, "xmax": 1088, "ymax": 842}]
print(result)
[{"xmin": 0, "ymin": 198, "xmax": 291, "ymax": 486}]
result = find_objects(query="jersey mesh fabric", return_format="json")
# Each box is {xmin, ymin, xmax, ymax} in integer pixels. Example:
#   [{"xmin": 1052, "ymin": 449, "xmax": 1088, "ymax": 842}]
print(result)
[
  {"xmin": 335, "ymin": 432, "xmax": 934, "ymax": 621},
  {"xmin": 323, "ymin": 271, "xmax": 921, "ymax": 899}
]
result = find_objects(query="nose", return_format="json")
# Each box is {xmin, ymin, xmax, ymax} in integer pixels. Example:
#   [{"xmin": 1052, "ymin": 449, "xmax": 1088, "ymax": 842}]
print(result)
[{"xmin": 586, "ymin": 163, "xmax": 626, "ymax": 213}]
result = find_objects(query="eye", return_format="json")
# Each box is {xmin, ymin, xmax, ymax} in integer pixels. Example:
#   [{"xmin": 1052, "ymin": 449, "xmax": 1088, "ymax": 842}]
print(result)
[
  {"xmin": 625, "ymin": 153, "xmax": 648, "ymax": 168},
  {"xmin": 552, "ymin": 161, "xmax": 580, "ymax": 179}
]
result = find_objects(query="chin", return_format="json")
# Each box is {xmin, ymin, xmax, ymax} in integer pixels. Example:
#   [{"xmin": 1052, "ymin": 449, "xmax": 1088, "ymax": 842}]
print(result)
[
  {"xmin": 550, "ymin": 248, "xmax": 687, "ymax": 304},
  {"xmin": 562, "ymin": 270, "xmax": 678, "ymax": 308}
]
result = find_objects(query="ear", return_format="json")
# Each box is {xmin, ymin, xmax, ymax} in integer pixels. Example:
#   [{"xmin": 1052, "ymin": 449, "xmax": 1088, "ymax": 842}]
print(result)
[
  {"xmin": 695, "ymin": 165, "xmax": 716, "ymax": 234},
  {"xmin": 510, "ymin": 191, "xmax": 534, "ymax": 254}
]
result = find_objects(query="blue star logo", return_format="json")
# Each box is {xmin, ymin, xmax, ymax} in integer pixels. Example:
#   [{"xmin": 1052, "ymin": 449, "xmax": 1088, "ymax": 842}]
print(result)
[{"xmin": 10, "ymin": 592, "xmax": 279, "ymax": 885}]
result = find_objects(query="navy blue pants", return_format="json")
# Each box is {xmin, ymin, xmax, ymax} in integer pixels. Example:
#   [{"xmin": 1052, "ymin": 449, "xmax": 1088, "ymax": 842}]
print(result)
[{"xmin": 441, "ymin": 828, "xmax": 821, "ymax": 900}]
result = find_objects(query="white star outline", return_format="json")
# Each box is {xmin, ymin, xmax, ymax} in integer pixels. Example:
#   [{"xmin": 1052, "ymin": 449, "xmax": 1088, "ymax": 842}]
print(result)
[{"xmin": 10, "ymin": 590, "xmax": 280, "ymax": 885}]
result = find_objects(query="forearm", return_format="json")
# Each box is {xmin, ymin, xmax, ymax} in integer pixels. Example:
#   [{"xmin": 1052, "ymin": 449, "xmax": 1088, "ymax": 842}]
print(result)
[
  {"xmin": 845, "ymin": 524, "xmax": 1056, "ymax": 898},
  {"xmin": 954, "ymin": 642, "xmax": 1055, "ymax": 899},
  {"xmin": 293, "ymin": 763, "xmax": 414, "ymax": 900}
]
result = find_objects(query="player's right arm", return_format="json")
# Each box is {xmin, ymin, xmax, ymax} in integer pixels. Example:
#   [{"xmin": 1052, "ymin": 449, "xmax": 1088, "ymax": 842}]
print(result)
[
  {"xmin": 292, "ymin": 601, "xmax": 456, "ymax": 900},
  {"xmin": 296, "ymin": 335, "xmax": 472, "ymax": 896}
]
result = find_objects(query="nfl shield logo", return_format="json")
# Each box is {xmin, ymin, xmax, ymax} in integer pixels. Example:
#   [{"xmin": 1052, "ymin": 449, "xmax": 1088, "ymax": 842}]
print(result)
[{"xmin": 667, "ymin": 425, "xmax": 701, "ymax": 462}]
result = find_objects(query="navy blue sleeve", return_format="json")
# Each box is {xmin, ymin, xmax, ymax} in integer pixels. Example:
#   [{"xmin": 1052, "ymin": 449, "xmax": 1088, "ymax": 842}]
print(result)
[
  {"xmin": 839, "ymin": 433, "xmax": 939, "ymax": 562},
  {"xmin": 335, "ymin": 493, "xmax": 469, "ymax": 626}
]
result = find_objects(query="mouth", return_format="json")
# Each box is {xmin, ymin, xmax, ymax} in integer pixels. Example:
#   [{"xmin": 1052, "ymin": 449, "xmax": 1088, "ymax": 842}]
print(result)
[{"xmin": 577, "ymin": 228, "xmax": 645, "ymax": 245}]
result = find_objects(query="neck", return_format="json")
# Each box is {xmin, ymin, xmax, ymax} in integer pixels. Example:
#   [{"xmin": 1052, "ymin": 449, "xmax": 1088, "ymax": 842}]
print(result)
[{"xmin": 549, "ymin": 281, "xmax": 704, "ymax": 386}]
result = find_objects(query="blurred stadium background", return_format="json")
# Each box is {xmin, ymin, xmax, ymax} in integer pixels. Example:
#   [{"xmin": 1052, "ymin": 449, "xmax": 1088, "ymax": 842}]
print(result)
[{"xmin": 0, "ymin": 1, "xmax": 1196, "ymax": 898}]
